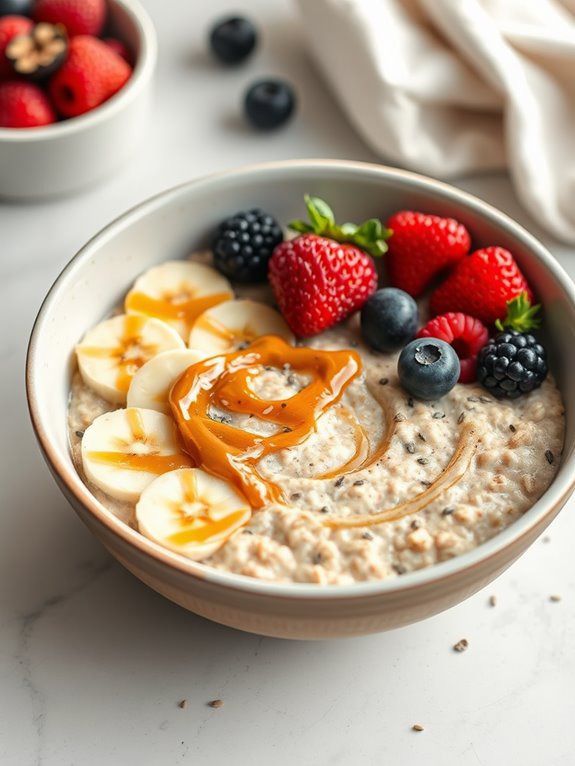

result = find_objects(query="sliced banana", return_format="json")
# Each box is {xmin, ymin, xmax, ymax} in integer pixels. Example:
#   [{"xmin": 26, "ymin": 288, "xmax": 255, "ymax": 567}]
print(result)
[
  {"xmin": 188, "ymin": 299, "xmax": 294, "ymax": 354},
  {"xmin": 136, "ymin": 468, "xmax": 252, "ymax": 560},
  {"xmin": 81, "ymin": 407, "xmax": 194, "ymax": 503},
  {"xmin": 127, "ymin": 348, "xmax": 208, "ymax": 414},
  {"xmin": 76, "ymin": 314, "xmax": 184, "ymax": 405},
  {"xmin": 125, "ymin": 260, "xmax": 234, "ymax": 341}
]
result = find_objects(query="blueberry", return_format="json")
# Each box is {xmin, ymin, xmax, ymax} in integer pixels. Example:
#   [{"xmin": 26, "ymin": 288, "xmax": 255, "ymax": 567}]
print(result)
[
  {"xmin": 398, "ymin": 339, "xmax": 460, "ymax": 400},
  {"xmin": 360, "ymin": 288, "xmax": 418, "ymax": 352},
  {"xmin": 209, "ymin": 16, "xmax": 257, "ymax": 65},
  {"xmin": 0, "ymin": 0, "xmax": 33, "ymax": 15},
  {"xmin": 244, "ymin": 79, "xmax": 296, "ymax": 130}
]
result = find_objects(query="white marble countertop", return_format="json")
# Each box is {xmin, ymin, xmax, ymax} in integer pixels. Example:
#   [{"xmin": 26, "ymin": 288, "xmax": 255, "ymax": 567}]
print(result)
[{"xmin": 2, "ymin": 1, "xmax": 575, "ymax": 764}]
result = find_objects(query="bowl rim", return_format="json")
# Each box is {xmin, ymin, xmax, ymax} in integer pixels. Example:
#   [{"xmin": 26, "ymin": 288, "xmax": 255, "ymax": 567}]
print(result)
[
  {"xmin": 26, "ymin": 158, "xmax": 575, "ymax": 601},
  {"xmin": 0, "ymin": 0, "xmax": 157, "ymax": 141}
]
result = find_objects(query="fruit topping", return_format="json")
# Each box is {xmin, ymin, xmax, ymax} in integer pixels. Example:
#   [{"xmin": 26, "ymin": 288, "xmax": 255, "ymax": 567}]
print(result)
[
  {"xmin": 429, "ymin": 246, "xmax": 533, "ymax": 326},
  {"xmin": 0, "ymin": 1, "xmax": 33, "ymax": 17},
  {"xmin": 0, "ymin": 13, "xmax": 33, "ymax": 78},
  {"xmin": 34, "ymin": 0, "xmax": 106, "ymax": 38},
  {"xmin": 244, "ymin": 78, "xmax": 296, "ymax": 130},
  {"xmin": 397, "ymin": 338, "xmax": 460, "ymax": 400},
  {"xmin": 5, "ymin": 22, "xmax": 67, "ymax": 80},
  {"xmin": 0, "ymin": 78, "xmax": 55, "ymax": 126},
  {"xmin": 386, "ymin": 210, "xmax": 471, "ymax": 298},
  {"xmin": 212, "ymin": 208, "xmax": 283, "ymax": 283},
  {"xmin": 48, "ymin": 34, "xmax": 132, "ymax": 117},
  {"xmin": 476, "ymin": 331, "xmax": 548, "ymax": 399},
  {"xmin": 360, "ymin": 287, "xmax": 418, "ymax": 352},
  {"xmin": 417, "ymin": 312, "xmax": 489, "ymax": 384},
  {"xmin": 209, "ymin": 16, "xmax": 257, "ymax": 65},
  {"xmin": 494, "ymin": 291, "xmax": 542, "ymax": 332},
  {"xmin": 269, "ymin": 195, "xmax": 388, "ymax": 336}
]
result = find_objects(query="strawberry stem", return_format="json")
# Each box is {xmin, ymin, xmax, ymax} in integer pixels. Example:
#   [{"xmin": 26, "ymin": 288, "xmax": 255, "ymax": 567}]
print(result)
[
  {"xmin": 288, "ymin": 194, "xmax": 391, "ymax": 257},
  {"xmin": 495, "ymin": 292, "xmax": 542, "ymax": 332}
]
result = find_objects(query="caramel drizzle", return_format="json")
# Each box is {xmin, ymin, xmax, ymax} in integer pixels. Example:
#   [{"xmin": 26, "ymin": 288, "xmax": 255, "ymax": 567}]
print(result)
[
  {"xmin": 170, "ymin": 335, "xmax": 362, "ymax": 509},
  {"xmin": 322, "ymin": 423, "xmax": 480, "ymax": 528},
  {"xmin": 78, "ymin": 315, "xmax": 159, "ymax": 393},
  {"xmin": 125, "ymin": 290, "xmax": 232, "ymax": 334}
]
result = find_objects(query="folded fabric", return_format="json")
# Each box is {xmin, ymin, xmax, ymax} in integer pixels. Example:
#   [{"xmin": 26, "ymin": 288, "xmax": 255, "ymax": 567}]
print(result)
[{"xmin": 295, "ymin": 0, "xmax": 575, "ymax": 244}]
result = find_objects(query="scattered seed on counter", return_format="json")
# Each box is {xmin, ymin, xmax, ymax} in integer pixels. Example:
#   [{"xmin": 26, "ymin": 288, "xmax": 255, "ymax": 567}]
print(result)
[
  {"xmin": 549, "ymin": 594, "xmax": 562, "ymax": 602},
  {"xmin": 453, "ymin": 639, "xmax": 469, "ymax": 652},
  {"xmin": 545, "ymin": 450, "xmax": 554, "ymax": 464},
  {"xmin": 178, "ymin": 699, "xmax": 187, "ymax": 709},
  {"xmin": 412, "ymin": 724, "xmax": 425, "ymax": 732},
  {"xmin": 207, "ymin": 699, "xmax": 224, "ymax": 709},
  {"xmin": 542, "ymin": 536, "xmax": 551, "ymax": 543},
  {"xmin": 489, "ymin": 595, "xmax": 497, "ymax": 607}
]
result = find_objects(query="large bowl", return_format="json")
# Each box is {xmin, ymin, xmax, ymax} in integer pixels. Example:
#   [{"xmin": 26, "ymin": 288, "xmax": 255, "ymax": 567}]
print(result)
[
  {"xmin": 26, "ymin": 160, "xmax": 575, "ymax": 639},
  {"xmin": 0, "ymin": 0, "xmax": 156, "ymax": 200}
]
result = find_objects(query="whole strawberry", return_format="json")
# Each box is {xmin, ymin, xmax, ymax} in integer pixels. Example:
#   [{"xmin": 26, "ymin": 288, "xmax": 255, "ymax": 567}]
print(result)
[
  {"xmin": 268, "ymin": 195, "xmax": 390, "ymax": 337},
  {"xmin": 386, "ymin": 211, "xmax": 471, "ymax": 297},
  {"xmin": 0, "ymin": 14, "xmax": 32, "ymax": 78},
  {"xmin": 429, "ymin": 246, "xmax": 534, "ymax": 326},
  {"xmin": 48, "ymin": 35, "xmax": 132, "ymax": 117},
  {"xmin": 34, "ymin": 0, "xmax": 106, "ymax": 37},
  {"xmin": 0, "ymin": 79, "xmax": 56, "ymax": 126}
]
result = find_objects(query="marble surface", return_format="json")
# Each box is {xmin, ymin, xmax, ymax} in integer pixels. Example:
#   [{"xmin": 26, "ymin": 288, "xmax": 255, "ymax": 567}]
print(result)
[{"xmin": 1, "ymin": 1, "xmax": 574, "ymax": 764}]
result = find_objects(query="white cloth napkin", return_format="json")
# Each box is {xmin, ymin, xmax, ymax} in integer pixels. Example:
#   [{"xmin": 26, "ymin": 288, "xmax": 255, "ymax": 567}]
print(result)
[{"xmin": 295, "ymin": 0, "xmax": 575, "ymax": 244}]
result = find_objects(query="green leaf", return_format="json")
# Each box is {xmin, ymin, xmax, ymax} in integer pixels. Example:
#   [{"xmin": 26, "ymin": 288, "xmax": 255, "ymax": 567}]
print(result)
[
  {"xmin": 495, "ymin": 292, "xmax": 542, "ymax": 332},
  {"xmin": 305, "ymin": 194, "xmax": 335, "ymax": 233}
]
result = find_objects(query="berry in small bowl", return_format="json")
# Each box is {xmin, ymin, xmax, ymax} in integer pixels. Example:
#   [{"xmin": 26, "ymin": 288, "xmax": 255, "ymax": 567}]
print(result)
[{"xmin": 0, "ymin": 0, "xmax": 156, "ymax": 199}]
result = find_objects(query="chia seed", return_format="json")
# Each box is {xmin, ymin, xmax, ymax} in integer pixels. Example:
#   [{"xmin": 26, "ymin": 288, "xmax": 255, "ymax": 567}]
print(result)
[
  {"xmin": 319, "ymin": 506, "xmax": 329, "ymax": 513},
  {"xmin": 432, "ymin": 412, "xmax": 445, "ymax": 419},
  {"xmin": 509, "ymin": 424, "xmax": 517, "ymax": 432},
  {"xmin": 287, "ymin": 374, "xmax": 297, "ymax": 386},
  {"xmin": 353, "ymin": 479, "xmax": 365, "ymax": 486},
  {"xmin": 417, "ymin": 432, "xmax": 426, "ymax": 442},
  {"xmin": 290, "ymin": 492, "xmax": 302, "ymax": 500},
  {"xmin": 407, "ymin": 397, "xmax": 414, "ymax": 408},
  {"xmin": 379, "ymin": 377, "xmax": 389, "ymax": 385},
  {"xmin": 453, "ymin": 638, "xmax": 469, "ymax": 652},
  {"xmin": 479, "ymin": 396, "xmax": 492, "ymax": 403},
  {"xmin": 417, "ymin": 457, "xmax": 429, "ymax": 465},
  {"xmin": 394, "ymin": 412, "xmax": 406, "ymax": 422},
  {"xmin": 362, "ymin": 531, "xmax": 373, "ymax": 540},
  {"xmin": 410, "ymin": 519, "xmax": 421, "ymax": 530},
  {"xmin": 545, "ymin": 449, "xmax": 554, "ymax": 464},
  {"xmin": 420, "ymin": 480, "xmax": 431, "ymax": 487},
  {"xmin": 457, "ymin": 412, "xmax": 466, "ymax": 425},
  {"xmin": 441, "ymin": 507, "xmax": 455, "ymax": 516},
  {"xmin": 392, "ymin": 564, "xmax": 407, "ymax": 575},
  {"xmin": 405, "ymin": 441, "xmax": 416, "ymax": 454},
  {"xmin": 467, "ymin": 396, "xmax": 479, "ymax": 402},
  {"xmin": 334, "ymin": 476, "xmax": 345, "ymax": 488}
]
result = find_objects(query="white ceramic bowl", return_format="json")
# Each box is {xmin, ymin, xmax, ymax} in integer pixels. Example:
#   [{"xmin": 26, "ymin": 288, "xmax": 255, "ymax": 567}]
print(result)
[
  {"xmin": 0, "ymin": 0, "xmax": 156, "ymax": 199},
  {"xmin": 26, "ymin": 160, "xmax": 575, "ymax": 639}
]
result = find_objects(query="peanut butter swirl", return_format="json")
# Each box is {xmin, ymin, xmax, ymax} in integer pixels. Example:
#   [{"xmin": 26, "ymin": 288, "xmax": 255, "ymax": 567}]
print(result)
[{"xmin": 169, "ymin": 335, "xmax": 362, "ymax": 508}]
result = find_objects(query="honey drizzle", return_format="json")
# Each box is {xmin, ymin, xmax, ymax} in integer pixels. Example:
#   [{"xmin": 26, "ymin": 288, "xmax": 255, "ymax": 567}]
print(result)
[
  {"xmin": 170, "ymin": 335, "xmax": 362, "ymax": 509},
  {"xmin": 167, "ymin": 510, "xmax": 248, "ymax": 546},
  {"xmin": 323, "ymin": 424, "xmax": 480, "ymax": 528},
  {"xmin": 86, "ymin": 451, "xmax": 194, "ymax": 473},
  {"xmin": 125, "ymin": 290, "xmax": 232, "ymax": 333}
]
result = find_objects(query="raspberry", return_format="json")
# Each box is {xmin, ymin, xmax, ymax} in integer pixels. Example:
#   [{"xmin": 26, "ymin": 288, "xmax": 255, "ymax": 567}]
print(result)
[
  {"xmin": 0, "ymin": 14, "xmax": 33, "ymax": 79},
  {"xmin": 33, "ymin": 0, "xmax": 106, "ymax": 37},
  {"xmin": 48, "ymin": 35, "xmax": 132, "ymax": 117},
  {"xmin": 417, "ymin": 312, "xmax": 489, "ymax": 384},
  {"xmin": 0, "ymin": 79, "xmax": 56, "ymax": 126}
]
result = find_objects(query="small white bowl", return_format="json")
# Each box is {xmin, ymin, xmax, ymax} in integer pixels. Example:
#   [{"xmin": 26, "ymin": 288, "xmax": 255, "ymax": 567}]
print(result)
[
  {"xmin": 0, "ymin": 0, "xmax": 156, "ymax": 200},
  {"xmin": 26, "ymin": 160, "xmax": 575, "ymax": 639}
]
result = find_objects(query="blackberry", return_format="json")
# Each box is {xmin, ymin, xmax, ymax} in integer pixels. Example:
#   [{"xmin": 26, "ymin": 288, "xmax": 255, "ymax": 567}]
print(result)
[
  {"xmin": 477, "ymin": 330, "xmax": 547, "ymax": 399},
  {"xmin": 212, "ymin": 208, "xmax": 283, "ymax": 283}
]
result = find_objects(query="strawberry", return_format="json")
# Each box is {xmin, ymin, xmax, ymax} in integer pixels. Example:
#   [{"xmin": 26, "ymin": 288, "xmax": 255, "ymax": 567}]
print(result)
[
  {"xmin": 417, "ymin": 312, "xmax": 489, "ymax": 383},
  {"xmin": 386, "ymin": 211, "xmax": 471, "ymax": 297},
  {"xmin": 268, "ymin": 195, "xmax": 389, "ymax": 337},
  {"xmin": 102, "ymin": 37, "xmax": 132, "ymax": 65},
  {"xmin": 0, "ymin": 14, "xmax": 33, "ymax": 79},
  {"xmin": 48, "ymin": 35, "xmax": 132, "ymax": 117},
  {"xmin": 33, "ymin": 0, "xmax": 106, "ymax": 37},
  {"xmin": 0, "ymin": 79, "xmax": 56, "ymax": 126},
  {"xmin": 429, "ymin": 246, "xmax": 534, "ymax": 326}
]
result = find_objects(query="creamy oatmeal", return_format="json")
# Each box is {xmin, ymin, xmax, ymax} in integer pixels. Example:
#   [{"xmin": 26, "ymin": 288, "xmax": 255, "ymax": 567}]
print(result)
[{"xmin": 69, "ymin": 271, "xmax": 564, "ymax": 585}]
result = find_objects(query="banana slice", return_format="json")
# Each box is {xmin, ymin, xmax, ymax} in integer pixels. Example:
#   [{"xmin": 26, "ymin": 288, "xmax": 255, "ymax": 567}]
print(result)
[
  {"xmin": 76, "ymin": 314, "xmax": 184, "ymax": 405},
  {"xmin": 81, "ymin": 407, "xmax": 194, "ymax": 503},
  {"xmin": 188, "ymin": 299, "xmax": 294, "ymax": 354},
  {"xmin": 136, "ymin": 468, "xmax": 252, "ymax": 560},
  {"xmin": 127, "ymin": 348, "xmax": 208, "ymax": 414},
  {"xmin": 125, "ymin": 260, "xmax": 234, "ymax": 341}
]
